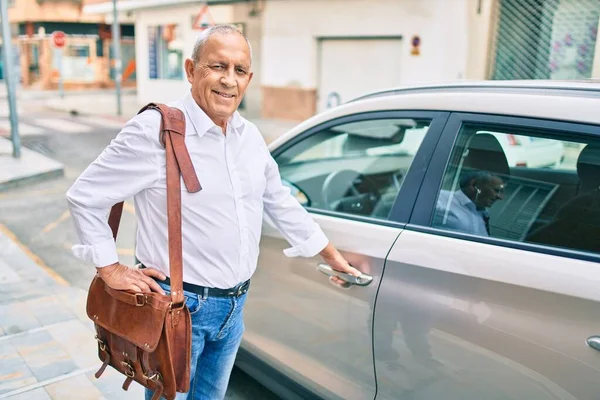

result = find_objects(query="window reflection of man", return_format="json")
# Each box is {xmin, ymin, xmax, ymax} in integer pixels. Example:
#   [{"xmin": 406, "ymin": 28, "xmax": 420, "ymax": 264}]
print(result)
[{"xmin": 434, "ymin": 171, "xmax": 505, "ymax": 236}]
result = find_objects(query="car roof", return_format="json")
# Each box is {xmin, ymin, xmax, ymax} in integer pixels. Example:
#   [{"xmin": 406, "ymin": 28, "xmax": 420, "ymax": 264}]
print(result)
[
  {"xmin": 269, "ymin": 80, "xmax": 600, "ymax": 150},
  {"xmin": 351, "ymin": 79, "xmax": 600, "ymax": 101}
]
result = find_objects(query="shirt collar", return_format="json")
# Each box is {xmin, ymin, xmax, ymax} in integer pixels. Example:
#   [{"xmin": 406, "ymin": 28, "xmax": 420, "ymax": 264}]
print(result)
[
  {"xmin": 455, "ymin": 190, "xmax": 476, "ymax": 210},
  {"xmin": 456, "ymin": 189, "xmax": 488, "ymax": 215},
  {"xmin": 182, "ymin": 90, "xmax": 245, "ymax": 137}
]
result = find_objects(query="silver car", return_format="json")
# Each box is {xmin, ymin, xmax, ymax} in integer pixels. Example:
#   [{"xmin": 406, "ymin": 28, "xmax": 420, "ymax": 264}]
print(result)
[{"xmin": 235, "ymin": 81, "xmax": 600, "ymax": 400}]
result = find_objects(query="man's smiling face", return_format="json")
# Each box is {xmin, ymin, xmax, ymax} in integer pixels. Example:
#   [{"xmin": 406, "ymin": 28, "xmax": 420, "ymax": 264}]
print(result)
[{"xmin": 185, "ymin": 33, "xmax": 253, "ymax": 129}]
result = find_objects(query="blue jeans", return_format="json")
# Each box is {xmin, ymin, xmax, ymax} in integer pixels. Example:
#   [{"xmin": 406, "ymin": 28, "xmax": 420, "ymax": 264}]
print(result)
[{"xmin": 145, "ymin": 280, "xmax": 247, "ymax": 400}]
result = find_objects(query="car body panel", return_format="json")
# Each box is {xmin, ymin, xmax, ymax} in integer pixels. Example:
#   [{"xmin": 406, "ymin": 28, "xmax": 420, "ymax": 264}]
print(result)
[
  {"xmin": 374, "ymin": 229, "xmax": 600, "ymax": 400},
  {"xmin": 243, "ymin": 214, "xmax": 403, "ymax": 400}
]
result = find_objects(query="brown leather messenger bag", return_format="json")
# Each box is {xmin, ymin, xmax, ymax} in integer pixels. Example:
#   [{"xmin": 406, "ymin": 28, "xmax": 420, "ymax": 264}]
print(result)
[{"xmin": 86, "ymin": 104, "xmax": 201, "ymax": 400}]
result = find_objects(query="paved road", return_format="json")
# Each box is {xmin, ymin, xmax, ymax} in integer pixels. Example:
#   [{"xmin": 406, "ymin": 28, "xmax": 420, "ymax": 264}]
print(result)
[{"xmin": 0, "ymin": 105, "xmax": 281, "ymax": 400}]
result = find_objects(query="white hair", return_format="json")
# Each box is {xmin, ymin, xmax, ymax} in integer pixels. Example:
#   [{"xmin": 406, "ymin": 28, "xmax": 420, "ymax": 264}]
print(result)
[{"xmin": 191, "ymin": 24, "xmax": 252, "ymax": 64}]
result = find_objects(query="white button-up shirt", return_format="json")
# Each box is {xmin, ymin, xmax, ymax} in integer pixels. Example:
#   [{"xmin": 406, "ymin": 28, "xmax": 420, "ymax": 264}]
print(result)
[
  {"xmin": 433, "ymin": 190, "xmax": 490, "ymax": 237},
  {"xmin": 67, "ymin": 91, "xmax": 328, "ymax": 289}
]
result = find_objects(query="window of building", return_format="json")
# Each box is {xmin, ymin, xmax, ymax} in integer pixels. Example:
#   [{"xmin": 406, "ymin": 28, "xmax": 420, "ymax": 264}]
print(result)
[
  {"xmin": 148, "ymin": 24, "xmax": 183, "ymax": 80},
  {"xmin": 429, "ymin": 122, "xmax": 600, "ymax": 255},
  {"xmin": 274, "ymin": 117, "xmax": 432, "ymax": 220},
  {"xmin": 490, "ymin": 0, "xmax": 600, "ymax": 80}
]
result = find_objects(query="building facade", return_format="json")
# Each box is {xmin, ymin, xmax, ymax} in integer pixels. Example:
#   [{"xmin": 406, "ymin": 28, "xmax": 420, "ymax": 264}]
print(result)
[
  {"xmin": 260, "ymin": 0, "xmax": 480, "ymax": 120},
  {"xmin": 86, "ymin": 0, "xmax": 600, "ymax": 121},
  {"xmin": 260, "ymin": 0, "xmax": 600, "ymax": 121}
]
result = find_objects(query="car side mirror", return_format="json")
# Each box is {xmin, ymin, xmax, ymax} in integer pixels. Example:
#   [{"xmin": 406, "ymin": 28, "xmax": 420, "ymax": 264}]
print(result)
[{"xmin": 282, "ymin": 179, "xmax": 310, "ymax": 207}]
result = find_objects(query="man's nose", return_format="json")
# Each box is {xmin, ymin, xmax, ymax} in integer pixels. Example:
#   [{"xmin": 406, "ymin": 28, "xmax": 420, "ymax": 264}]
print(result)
[{"xmin": 220, "ymin": 70, "xmax": 236, "ymax": 88}]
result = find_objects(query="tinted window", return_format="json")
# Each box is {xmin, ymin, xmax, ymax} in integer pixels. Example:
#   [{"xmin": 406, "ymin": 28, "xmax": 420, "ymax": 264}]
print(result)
[
  {"xmin": 275, "ymin": 118, "xmax": 431, "ymax": 220},
  {"xmin": 430, "ymin": 123, "xmax": 600, "ymax": 254}
]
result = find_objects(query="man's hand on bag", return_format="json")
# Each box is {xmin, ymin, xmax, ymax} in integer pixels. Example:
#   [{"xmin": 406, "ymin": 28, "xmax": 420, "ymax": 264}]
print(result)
[{"xmin": 96, "ymin": 263, "xmax": 167, "ymax": 295}]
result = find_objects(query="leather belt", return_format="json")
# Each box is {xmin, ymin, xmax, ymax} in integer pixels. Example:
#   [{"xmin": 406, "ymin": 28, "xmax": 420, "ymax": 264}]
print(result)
[
  {"xmin": 141, "ymin": 265, "xmax": 250, "ymax": 298},
  {"xmin": 160, "ymin": 276, "xmax": 250, "ymax": 298}
]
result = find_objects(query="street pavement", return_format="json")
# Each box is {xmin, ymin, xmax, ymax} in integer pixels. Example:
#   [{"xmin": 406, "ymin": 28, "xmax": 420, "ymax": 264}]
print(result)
[
  {"xmin": 0, "ymin": 226, "xmax": 138, "ymax": 399},
  {"xmin": 0, "ymin": 89, "xmax": 292, "ymax": 399}
]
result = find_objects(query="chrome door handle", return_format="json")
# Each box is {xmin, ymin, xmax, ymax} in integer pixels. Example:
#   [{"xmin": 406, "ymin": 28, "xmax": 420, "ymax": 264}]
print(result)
[
  {"xmin": 317, "ymin": 263, "xmax": 373, "ymax": 286},
  {"xmin": 586, "ymin": 336, "xmax": 600, "ymax": 351}
]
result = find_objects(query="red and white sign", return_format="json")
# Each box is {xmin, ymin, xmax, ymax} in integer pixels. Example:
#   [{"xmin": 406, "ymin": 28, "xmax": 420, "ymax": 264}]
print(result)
[
  {"xmin": 52, "ymin": 31, "xmax": 66, "ymax": 48},
  {"xmin": 192, "ymin": 4, "xmax": 215, "ymax": 31}
]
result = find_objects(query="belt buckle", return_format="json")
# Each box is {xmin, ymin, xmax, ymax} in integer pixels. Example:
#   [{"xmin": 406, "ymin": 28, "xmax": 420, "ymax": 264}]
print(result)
[{"xmin": 235, "ymin": 282, "xmax": 248, "ymax": 297}]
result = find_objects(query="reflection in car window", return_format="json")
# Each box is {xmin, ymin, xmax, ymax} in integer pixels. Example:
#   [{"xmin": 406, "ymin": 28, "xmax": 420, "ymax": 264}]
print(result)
[
  {"xmin": 275, "ymin": 118, "xmax": 431, "ymax": 220},
  {"xmin": 430, "ymin": 123, "xmax": 600, "ymax": 255}
]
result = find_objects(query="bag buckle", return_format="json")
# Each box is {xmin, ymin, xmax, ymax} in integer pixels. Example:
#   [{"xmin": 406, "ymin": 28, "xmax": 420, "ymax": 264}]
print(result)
[
  {"xmin": 121, "ymin": 361, "xmax": 135, "ymax": 378},
  {"xmin": 143, "ymin": 371, "xmax": 162, "ymax": 382},
  {"xmin": 134, "ymin": 293, "xmax": 145, "ymax": 306},
  {"xmin": 95, "ymin": 335, "xmax": 107, "ymax": 352},
  {"xmin": 169, "ymin": 297, "xmax": 186, "ymax": 311}
]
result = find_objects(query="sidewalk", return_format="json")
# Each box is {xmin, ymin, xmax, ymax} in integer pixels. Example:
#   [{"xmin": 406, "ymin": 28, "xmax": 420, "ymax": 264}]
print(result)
[
  {"xmin": 39, "ymin": 89, "xmax": 299, "ymax": 144},
  {"xmin": 0, "ymin": 226, "xmax": 144, "ymax": 399},
  {"xmin": 0, "ymin": 139, "xmax": 64, "ymax": 192}
]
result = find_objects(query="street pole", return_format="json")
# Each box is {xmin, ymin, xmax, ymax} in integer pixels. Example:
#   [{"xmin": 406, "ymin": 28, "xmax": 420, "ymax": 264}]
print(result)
[
  {"xmin": 57, "ymin": 48, "xmax": 64, "ymax": 99},
  {"xmin": 112, "ymin": 0, "xmax": 122, "ymax": 116},
  {"xmin": 0, "ymin": 0, "xmax": 20, "ymax": 158}
]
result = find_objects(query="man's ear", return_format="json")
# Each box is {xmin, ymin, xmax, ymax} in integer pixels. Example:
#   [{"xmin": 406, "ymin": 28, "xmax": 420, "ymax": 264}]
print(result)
[
  {"xmin": 184, "ymin": 59, "xmax": 195, "ymax": 84},
  {"xmin": 248, "ymin": 71, "xmax": 254, "ymax": 84}
]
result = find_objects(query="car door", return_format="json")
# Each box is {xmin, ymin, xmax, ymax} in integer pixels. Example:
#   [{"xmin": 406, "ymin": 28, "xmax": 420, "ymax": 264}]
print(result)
[
  {"xmin": 239, "ymin": 111, "xmax": 449, "ymax": 400},
  {"xmin": 374, "ymin": 112, "xmax": 600, "ymax": 400}
]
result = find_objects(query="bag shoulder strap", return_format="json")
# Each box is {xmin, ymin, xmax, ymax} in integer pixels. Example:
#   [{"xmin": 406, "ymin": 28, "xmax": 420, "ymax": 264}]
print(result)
[
  {"xmin": 108, "ymin": 103, "xmax": 202, "ymax": 305},
  {"xmin": 138, "ymin": 103, "xmax": 201, "ymax": 194}
]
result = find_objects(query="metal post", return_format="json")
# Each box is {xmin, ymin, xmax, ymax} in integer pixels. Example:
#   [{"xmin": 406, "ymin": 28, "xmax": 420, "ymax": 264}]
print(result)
[
  {"xmin": 0, "ymin": 0, "xmax": 20, "ymax": 158},
  {"xmin": 112, "ymin": 0, "xmax": 122, "ymax": 116},
  {"xmin": 57, "ymin": 48, "xmax": 64, "ymax": 99}
]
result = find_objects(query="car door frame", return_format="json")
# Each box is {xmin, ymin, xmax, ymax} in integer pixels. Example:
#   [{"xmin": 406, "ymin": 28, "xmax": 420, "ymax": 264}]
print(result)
[
  {"xmin": 408, "ymin": 111, "xmax": 600, "ymax": 264},
  {"xmin": 270, "ymin": 110, "xmax": 451, "ymax": 225}
]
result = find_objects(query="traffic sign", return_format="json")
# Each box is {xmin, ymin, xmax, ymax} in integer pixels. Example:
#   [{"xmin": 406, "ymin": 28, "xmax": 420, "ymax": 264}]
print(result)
[
  {"xmin": 52, "ymin": 31, "xmax": 66, "ymax": 48},
  {"xmin": 192, "ymin": 5, "xmax": 214, "ymax": 31}
]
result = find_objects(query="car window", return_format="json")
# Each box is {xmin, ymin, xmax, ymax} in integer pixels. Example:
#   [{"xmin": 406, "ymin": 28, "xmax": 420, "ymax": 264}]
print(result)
[
  {"xmin": 429, "ymin": 122, "xmax": 600, "ymax": 255},
  {"xmin": 275, "ymin": 117, "xmax": 431, "ymax": 220}
]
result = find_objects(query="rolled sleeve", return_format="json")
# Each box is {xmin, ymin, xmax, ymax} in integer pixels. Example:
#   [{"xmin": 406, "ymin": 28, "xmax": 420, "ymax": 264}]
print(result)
[
  {"xmin": 283, "ymin": 227, "xmax": 328, "ymax": 258},
  {"xmin": 71, "ymin": 238, "xmax": 118, "ymax": 267},
  {"xmin": 66, "ymin": 112, "xmax": 160, "ymax": 268}
]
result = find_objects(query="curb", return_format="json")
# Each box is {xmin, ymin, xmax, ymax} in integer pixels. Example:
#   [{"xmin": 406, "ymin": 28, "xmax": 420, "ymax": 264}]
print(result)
[
  {"xmin": 0, "ymin": 137, "xmax": 66, "ymax": 192},
  {"xmin": 0, "ymin": 168, "xmax": 64, "ymax": 192}
]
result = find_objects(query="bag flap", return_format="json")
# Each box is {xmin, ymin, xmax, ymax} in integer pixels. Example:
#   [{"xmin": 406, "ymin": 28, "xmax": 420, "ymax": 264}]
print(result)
[{"xmin": 86, "ymin": 275, "xmax": 172, "ymax": 351}]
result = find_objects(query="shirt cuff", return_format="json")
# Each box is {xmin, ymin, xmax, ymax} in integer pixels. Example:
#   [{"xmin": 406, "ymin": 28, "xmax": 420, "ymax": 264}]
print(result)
[
  {"xmin": 71, "ymin": 238, "xmax": 119, "ymax": 267},
  {"xmin": 283, "ymin": 228, "xmax": 329, "ymax": 258}
]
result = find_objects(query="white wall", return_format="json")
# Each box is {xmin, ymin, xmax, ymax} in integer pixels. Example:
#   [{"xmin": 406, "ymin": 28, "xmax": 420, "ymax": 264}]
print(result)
[
  {"xmin": 134, "ymin": 4, "xmax": 235, "ymax": 105},
  {"xmin": 261, "ymin": 0, "xmax": 471, "ymax": 89},
  {"xmin": 466, "ymin": 0, "xmax": 497, "ymax": 80}
]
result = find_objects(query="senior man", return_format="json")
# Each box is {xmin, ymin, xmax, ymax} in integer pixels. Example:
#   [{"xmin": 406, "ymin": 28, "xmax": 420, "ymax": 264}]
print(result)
[
  {"xmin": 433, "ymin": 170, "xmax": 505, "ymax": 236},
  {"xmin": 67, "ymin": 25, "xmax": 360, "ymax": 399}
]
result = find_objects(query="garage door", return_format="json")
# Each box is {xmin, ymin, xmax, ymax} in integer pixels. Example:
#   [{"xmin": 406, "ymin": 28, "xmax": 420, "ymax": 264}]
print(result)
[{"xmin": 317, "ymin": 38, "xmax": 403, "ymax": 112}]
